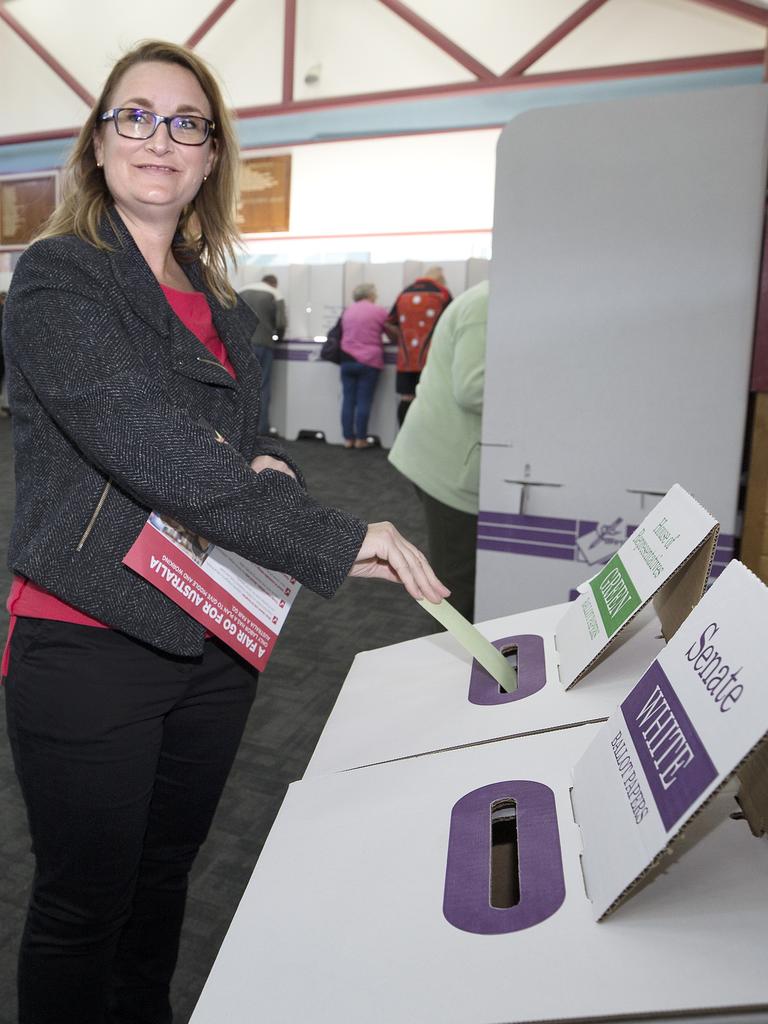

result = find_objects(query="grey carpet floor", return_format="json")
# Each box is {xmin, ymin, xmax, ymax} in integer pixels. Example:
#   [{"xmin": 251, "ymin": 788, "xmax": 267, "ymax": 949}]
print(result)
[{"xmin": 0, "ymin": 420, "xmax": 437, "ymax": 1023}]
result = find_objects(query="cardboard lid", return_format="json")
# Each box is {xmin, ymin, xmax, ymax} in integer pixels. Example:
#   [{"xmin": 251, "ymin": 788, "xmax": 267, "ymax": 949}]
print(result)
[
  {"xmin": 571, "ymin": 560, "xmax": 768, "ymax": 920},
  {"xmin": 555, "ymin": 484, "xmax": 718, "ymax": 690}
]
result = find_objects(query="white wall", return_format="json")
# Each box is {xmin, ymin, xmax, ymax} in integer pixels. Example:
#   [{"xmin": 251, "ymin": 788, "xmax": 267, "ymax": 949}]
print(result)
[{"xmin": 240, "ymin": 128, "xmax": 499, "ymax": 264}]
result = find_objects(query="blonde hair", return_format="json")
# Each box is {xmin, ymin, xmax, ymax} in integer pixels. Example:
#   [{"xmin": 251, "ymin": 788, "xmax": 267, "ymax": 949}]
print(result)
[
  {"xmin": 37, "ymin": 40, "xmax": 240, "ymax": 307},
  {"xmin": 423, "ymin": 266, "xmax": 446, "ymax": 285},
  {"xmin": 352, "ymin": 282, "xmax": 376, "ymax": 302}
]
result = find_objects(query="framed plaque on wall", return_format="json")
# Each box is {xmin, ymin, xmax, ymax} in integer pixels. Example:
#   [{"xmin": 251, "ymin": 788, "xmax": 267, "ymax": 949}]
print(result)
[
  {"xmin": 237, "ymin": 155, "xmax": 291, "ymax": 234},
  {"xmin": 0, "ymin": 174, "xmax": 58, "ymax": 248}
]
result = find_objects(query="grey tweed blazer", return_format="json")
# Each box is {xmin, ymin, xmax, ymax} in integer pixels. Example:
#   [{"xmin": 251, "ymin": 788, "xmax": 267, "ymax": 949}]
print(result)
[{"xmin": 4, "ymin": 211, "xmax": 366, "ymax": 656}]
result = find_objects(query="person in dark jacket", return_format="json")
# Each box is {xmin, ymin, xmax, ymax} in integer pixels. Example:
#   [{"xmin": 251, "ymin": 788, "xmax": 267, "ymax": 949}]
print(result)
[
  {"xmin": 239, "ymin": 273, "xmax": 287, "ymax": 434},
  {"xmin": 2, "ymin": 40, "xmax": 447, "ymax": 1024},
  {"xmin": 0, "ymin": 290, "xmax": 6, "ymax": 413}
]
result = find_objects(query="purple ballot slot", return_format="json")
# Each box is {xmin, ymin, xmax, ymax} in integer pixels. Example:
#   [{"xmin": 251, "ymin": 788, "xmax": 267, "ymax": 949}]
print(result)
[
  {"xmin": 468, "ymin": 634, "xmax": 546, "ymax": 705},
  {"xmin": 443, "ymin": 780, "xmax": 565, "ymax": 935}
]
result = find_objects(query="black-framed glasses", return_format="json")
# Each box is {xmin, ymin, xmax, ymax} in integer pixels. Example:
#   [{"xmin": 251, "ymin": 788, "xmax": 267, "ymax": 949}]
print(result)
[{"xmin": 99, "ymin": 107, "xmax": 215, "ymax": 146}]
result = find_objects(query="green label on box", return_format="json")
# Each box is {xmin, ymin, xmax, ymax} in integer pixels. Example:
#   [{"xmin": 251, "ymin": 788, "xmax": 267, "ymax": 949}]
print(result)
[{"xmin": 589, "ymin": 554, "xmax": 641, "ymax": 637}]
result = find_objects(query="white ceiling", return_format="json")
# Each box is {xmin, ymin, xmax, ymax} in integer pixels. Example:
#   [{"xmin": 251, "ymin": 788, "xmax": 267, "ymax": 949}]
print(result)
[{"xmin": 0, "ymin": 0, "xmax": 765, "ymax": 142}]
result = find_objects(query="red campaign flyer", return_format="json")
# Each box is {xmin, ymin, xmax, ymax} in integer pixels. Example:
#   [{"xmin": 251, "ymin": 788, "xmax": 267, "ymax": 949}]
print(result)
[{"xmin": 123, "ymin": 513, "xmax": 300, "ymax": 671}]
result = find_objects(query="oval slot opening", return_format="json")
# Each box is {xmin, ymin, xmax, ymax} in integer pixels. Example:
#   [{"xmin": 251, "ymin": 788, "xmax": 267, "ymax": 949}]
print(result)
[
  {"xmin": 498, "ymin": 646, "xmax": 519, "ymax": 694},
  {"xmin": 490, "ymin": 799, "xmax": 520, "ymax": 908}
]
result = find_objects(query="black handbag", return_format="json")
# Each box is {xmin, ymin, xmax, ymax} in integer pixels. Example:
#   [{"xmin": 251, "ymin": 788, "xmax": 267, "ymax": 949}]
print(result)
[{"xmin": 320, "ymin": 317, "xmax": 343, "ymax": 364}]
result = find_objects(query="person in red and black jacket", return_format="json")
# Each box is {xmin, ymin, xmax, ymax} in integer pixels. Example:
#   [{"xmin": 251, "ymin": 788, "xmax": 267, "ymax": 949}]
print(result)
[{"xmin": 386, "ymin": 266, "xmax": 452, "ymax": 426}]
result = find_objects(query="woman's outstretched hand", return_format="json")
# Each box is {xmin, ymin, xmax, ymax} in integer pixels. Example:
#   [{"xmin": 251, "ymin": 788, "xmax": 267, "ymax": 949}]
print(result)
[{"xmin": 349, "ymin": 521, "xmax": 450, "ymax": 604}]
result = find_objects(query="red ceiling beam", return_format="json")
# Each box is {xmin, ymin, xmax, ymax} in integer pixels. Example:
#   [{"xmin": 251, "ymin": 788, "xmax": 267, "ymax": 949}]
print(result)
[
  {"xmin": 283, "ymin": 0, "xmax": 297, "ymax": 103},
  {"xmin": 689, "ymin": 0, "xmax": 768, "ymax": 26},
  {"xmin": 0, "ymin": 126, "xmax": 79, "ymax": 147},
  {"xmin": 502, "ymin": 0, "xmax": 611, "ymax": 79},
  {"xmin": 521, "ymin": 46, "xmax": 764, "ymax": 83},
  {"xmin": 1, "ymin": 49, "xmax": 763, "ymax": 149},
  {"xmin": 376, "ymin": 0, "xmax": 495, "ymax": 81},
  {"xmin": 185, "ymin": 0, "xmax": 240, "ymax": 49},
  {"xmin": 233, "ymin": 49, "xmax": 763, "ymax": 120},
  {"xmin": 0, "ymin": 6, "xmax": 94, "ymax": 107}
]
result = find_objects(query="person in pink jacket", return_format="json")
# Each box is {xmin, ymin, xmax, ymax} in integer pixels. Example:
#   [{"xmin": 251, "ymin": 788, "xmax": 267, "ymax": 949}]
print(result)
[{"xmin": 339, "ymin": 283, "xmax": 395, "ymax": 448}]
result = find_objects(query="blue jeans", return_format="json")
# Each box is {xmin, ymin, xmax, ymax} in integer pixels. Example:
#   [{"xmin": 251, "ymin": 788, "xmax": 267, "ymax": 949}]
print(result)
[
  {"xmin": 340, "ymin": 361, "xmax": 380, "ymax": 441},
  {"xmin": 252, "ymin": 344, "xmax": 274, "ymax": 435}
]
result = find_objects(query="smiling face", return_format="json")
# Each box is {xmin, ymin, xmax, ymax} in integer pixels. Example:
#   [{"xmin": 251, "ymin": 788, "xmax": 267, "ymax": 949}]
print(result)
[{"xmin": 93, "ymin": 60, "xmax": 216, "ymax": 227}]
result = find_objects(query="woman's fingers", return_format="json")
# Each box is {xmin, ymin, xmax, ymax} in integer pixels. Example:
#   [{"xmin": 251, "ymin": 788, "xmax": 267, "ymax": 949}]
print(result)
[{"xmin": 349, "ymin": 522, "xmax": 450, "ymax": 603}]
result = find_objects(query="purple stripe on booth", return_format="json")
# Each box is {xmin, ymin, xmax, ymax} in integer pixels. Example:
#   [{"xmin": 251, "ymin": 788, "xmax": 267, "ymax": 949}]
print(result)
[
  {"xmin": 577, "ymin": 520, "xmax": 599, "ymax": 536},
  {"xmin": 476, "ymin": 525, "xmax": 577, "ymax": 546},
  {"xmin": 273, "ymin": 340, "xmax": 397, "ymax": 364},
  {"xmin": 478, "ymin": 510, "xmax": 577, "ymax": 531},
  {"xmin": 712, "ymin": 555, "xmax": 732, "ymax": 568},
  {"xmin": 699, "ymin": 535, "xmax": 733, "ymax": 579},
  {"xmin": 712, "ymin": 550, "xmax": 732, "ymax": 564},
  {"xmin": 273, "ymin": 339, "xmax": 466, "ymax": 367},
  {"xmin": 443, "ymin": 780, "xmax": 565, "ymax": 935},
  {"xmin": 477, "ymin": 509, "xmax": 735, "ymax": 574},
  {"xmin": 476, "ymin": 538, "xmax": 578, "ymax": 561}
]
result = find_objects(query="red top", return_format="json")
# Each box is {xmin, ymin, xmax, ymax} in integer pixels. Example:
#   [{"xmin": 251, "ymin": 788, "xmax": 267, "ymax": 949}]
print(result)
[
  {"xmin": 161, "ymin": 285, "xmax": 236, "ymax": 380},
  {"xmin": 2, "ymin": 286, "xmax": 234, "ymax": 673}
]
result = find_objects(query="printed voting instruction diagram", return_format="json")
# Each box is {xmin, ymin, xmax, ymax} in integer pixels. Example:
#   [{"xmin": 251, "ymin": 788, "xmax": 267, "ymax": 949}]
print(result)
[{"xmin": 123, "ymin": 512, "xmax": 299, "ymax": 670}]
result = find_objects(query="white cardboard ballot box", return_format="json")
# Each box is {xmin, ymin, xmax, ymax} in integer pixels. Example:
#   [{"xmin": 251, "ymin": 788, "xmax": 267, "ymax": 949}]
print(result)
[
  {"xmin": 191, "ymin": 561, "xmax": 768, "ymax": 1024},
  {"xmin": 308, "ymin": 485, "xmax": 717, "ymax": 775}
]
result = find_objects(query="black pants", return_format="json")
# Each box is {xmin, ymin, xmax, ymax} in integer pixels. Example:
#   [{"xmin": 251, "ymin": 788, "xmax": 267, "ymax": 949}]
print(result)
[
  {"xmin": 416, "ymin": 487, "xmax": 478, "ymax": 622},
  {"xmin": 4, "ymin": 618, "xmax": 258, "ymax": 1024}
]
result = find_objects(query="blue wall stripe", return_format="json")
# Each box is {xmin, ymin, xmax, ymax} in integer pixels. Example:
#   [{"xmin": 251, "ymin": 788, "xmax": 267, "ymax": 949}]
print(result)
[{"xmin": 0, "ymin": 66, "xmax": 760, "ymax": 175}]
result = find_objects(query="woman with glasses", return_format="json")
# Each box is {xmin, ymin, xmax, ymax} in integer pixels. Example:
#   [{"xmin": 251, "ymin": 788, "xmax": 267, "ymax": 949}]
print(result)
[{"xmin": 2, "ymin": 40, "xmax": 447, "ymax": 1024}]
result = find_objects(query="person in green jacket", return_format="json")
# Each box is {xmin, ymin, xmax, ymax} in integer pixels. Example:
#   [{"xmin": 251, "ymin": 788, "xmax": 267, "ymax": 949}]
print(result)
[{"xmin": 389, "ymin": 279, "xmax": 488, "ymax": 621}]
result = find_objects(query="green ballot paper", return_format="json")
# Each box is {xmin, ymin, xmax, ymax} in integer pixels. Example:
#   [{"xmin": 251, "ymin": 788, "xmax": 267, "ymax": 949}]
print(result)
[{"xmin": 417, "ymin": 598, "xmax": 519, "ymax": 693}]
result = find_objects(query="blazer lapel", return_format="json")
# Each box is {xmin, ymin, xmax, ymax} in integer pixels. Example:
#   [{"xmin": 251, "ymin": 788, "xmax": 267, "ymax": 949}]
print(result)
[
  {"xmin": 103, "ymin": 210, "xmax": 241, "ymax": 391},
  {"xmin": 103, "ymin": 210, "xmax": 173, "ymax": 339}
]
